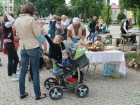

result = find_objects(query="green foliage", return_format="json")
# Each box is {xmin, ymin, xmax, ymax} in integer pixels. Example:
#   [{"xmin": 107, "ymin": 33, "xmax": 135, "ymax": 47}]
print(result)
[
  {"xmin": 14, "ymin": 0, "xmax": 66, "ymax": 17},
  {"xmin": 129, "ymin": 52, "xmax": 139, "ymax": 59},
  {"xmin": 136, "ymin": 8, "xmax": 140, "ymax": 29},
  {"xmin": 117, "ymin": 12, "xmax": 126, "ymax": 21},
  {"xmin": 14, "ymin": 0, "xmax": 27, "ymax": 17},
  {"xmin": 0, "ymin": 3, "xmax": 3, "ymax": 16},
  {"xmin": 119, "ymin": 0, "xmax": 138, "ymax": 24},
  {"xmin": 128, "ymin": 52, "xmax": 140, "ymax": 64},
  {"xmin": 101, "ymin": 0, "xmax": 112, "ymax": 28},
  {"xmin": 56, "ymin": 4, "xmax": 71, "ymax": 16},
  {"xmin": 119, "ymin": 0, "xmax": 140, "ymax": 10},
  {"xmin": 70, "ymin": 0, "xmax": 105, "ymax": 22}
]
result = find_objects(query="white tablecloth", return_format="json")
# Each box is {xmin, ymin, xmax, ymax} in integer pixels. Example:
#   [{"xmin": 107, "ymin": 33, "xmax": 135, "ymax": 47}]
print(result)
[{"xmin": 85, "ymin": 50, "xmax": 126, "ymax": 75}]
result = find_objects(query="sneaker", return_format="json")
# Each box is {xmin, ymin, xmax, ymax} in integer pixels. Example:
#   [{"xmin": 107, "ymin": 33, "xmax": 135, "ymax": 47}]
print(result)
[
  {"xmin": 12, "ymin": 74, "xmax": 19, "ymax": 79},
  {"xmin": 16, "ymin": 70, "xmax": 20, "ymax": 75},
  {"xmin": 8, "ymin": 76, "xmax": 12, "ymax": 80},
  {"xmin": 8, "ymin": 76, "xmax": 19, "ymax": 81},
  {"xmin": 11, "ymin": 77, "xmax": 19, "ymax": 81}
]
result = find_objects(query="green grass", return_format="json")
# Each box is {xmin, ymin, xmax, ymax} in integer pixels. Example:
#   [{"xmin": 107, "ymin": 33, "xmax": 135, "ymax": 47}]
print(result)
[
  {"xmin": 128, "ymin": 52, "xmax": 140, "ymax": 64},
  {"xmin": 134, "ymin": 24, "xmax": 139, "ymax": 28}
]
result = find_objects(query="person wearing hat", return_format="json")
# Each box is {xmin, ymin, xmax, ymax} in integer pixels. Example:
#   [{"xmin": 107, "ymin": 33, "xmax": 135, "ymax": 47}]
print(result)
[
  {"xmin": 67, "ymin": 17, "xmax": 86, "ymax": 43},
  {"xmin": 50, "ymin": 49, "xmax": 72, "ymax": 74},
  {"xmin": 90, "ymin": 16, "xmax": 97, "ymax": 34}
]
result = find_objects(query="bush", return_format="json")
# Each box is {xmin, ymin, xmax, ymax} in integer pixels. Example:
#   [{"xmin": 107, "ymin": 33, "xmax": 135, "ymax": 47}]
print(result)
[
  {"xmin": 136, "ymin": 8, "xmax": 140, "ymax": 28},
  {"xmin": 117, "ymin": 12, "xmax": 126, "ymax": 21}
]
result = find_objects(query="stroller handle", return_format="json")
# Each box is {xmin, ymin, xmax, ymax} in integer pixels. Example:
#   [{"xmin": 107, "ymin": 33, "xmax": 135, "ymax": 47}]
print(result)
[
  {"xmin": 51, "ymin": 58, "xmax": 57, "ymax": 63},
  {"xmin": 39, "ymin": 47, "xmax": 50, "ymax": 58}
]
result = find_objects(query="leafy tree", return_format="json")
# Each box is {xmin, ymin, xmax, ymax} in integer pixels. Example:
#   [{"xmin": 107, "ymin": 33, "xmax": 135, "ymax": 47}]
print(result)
[
  {"xmin": 0, "ymin": 3, "xmax": 3, "ymax": 16},
  {"xmin": 56, "ymin": 4, "xmax": 71, "ymax": 16},
  {"xmin": 14, "ymin": 0, "xmax": 66, "ymax": 17},
  {"xmin": 119, "ymin": 0, "xmax": 140, "ymax": 24},
  {"xmin": 14, "ymin": 0, "xmax": 27, "ymax": 17},
  {"xmin": 117, "ymin": 12, "xmax": 126, "ymax": 21},
  {"xmin": 70, "ymin": 0, "xmax": 105, "ymax": 22},
  {"xmin": 136, "ymin": 8, "xmax": 140, "ymax": 29},
  {"xmin": 101, "ymin": 0, "xmax": 111, "ymax": 28},
  {"xmin": 35, "ymin": 0, "xmax": 65, "ymax": 16},
  {"xmin": 119, "ymin": 0, "xmax": 140, "ymax": 9}
]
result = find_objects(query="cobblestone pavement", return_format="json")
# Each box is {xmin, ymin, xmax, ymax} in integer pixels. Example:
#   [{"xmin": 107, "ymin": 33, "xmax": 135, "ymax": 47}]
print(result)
[
  {"xmin": 0, "ymin": 52, "xmax": 140, "ymax": 105},
  {"xmin": 0, "ymin": 26, "xmax": 140, "ymax": 105}
]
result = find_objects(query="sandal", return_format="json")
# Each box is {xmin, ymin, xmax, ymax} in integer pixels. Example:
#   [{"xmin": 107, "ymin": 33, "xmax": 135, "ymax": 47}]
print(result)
[
  {"xmin": 20, "ymin": 92, "xmax": 28, "ymax": 99},
  {"xmin": 36, "ymin": 94, "xmax": 46, "ymax": 100}
]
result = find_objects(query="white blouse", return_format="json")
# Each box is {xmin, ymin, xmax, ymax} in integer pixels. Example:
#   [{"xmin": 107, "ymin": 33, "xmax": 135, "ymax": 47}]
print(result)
[
  {"xmin": 68, "ymin": 24, "xmax": 85, "ymax": 39},
  {"xmin": 61, "ymin": 20, "xmax": 69, "ymax": 29}
]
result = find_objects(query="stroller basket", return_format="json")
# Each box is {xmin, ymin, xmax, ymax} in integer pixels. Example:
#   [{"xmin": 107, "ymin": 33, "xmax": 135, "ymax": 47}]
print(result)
[{"xmin": 65, "ymin": 79, "xmax": 79, "ymax": 89}]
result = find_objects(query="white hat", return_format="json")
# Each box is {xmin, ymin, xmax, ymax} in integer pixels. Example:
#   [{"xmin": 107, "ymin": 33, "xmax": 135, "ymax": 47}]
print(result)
[{"xmin": 72, "ymin": 17, "xmax": 81, "ymax": 24}]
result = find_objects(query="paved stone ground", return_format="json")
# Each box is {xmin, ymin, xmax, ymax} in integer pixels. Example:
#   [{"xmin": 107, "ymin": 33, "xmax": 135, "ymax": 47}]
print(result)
[
  {"xmin": 0, "ymin": 52, "xmax": 140, "ymax": 105},
  {"xmin": 0, "ymin": 25, "xmax": 140, "ymax": 105}
]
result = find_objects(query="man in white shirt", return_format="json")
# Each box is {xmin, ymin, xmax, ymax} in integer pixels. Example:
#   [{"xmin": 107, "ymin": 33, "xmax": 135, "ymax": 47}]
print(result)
[{"xmin": 120, "ymin": 18, "xmax": 136, "ymax": 44}]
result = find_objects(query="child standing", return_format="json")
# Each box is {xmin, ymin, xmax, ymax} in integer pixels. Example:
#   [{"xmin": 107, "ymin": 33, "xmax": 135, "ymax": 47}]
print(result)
[
  {"xmin": 43, "ymin": 33, "xmax": 64, "ymax": 63},
  {"xmin": 42, "ymin": 32, "xmax": 64, "ymax": 84}
]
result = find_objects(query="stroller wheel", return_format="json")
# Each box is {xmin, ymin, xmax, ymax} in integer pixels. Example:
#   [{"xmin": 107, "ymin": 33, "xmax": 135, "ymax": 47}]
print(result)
[
  {"xmin": 44, "ymin": 77, "xmax": 57, "ymax": 90},
  {"xmin": 49, "ymin": 85, "xmax": 63, "ymax": 100},
  {"xmin": 75, "ymin": 84, "xmax": 89, "ymax": 98}
]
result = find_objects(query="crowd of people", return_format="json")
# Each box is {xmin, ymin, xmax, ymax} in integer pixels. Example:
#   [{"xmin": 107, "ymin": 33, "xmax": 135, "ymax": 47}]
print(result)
[
  {"xmin": 0, "ymin": 1, "xmax": 138, "ymax": 101},
  {"xmin": 1, "ymin": 2, "xmax": 88, "ymax": 100}
]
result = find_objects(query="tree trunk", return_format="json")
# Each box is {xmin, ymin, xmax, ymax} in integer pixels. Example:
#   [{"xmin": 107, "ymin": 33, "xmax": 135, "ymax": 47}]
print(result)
[
  {"xmin": 134, "ymin": 13, "xmax": 137, "ymax": 25},
  {"xmin": 84, "ymin": 6, "xmax": 87, "ymax": 23}
]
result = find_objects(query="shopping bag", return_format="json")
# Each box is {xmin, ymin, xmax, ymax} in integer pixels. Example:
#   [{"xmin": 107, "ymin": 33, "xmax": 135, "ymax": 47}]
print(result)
[
  {"xmin": 2, "ymin": 48, "xmax": 7, "ymax": 54},
  {"xmin": 103, "ymin": 63, "xmax": 114, "ymax": 76}
]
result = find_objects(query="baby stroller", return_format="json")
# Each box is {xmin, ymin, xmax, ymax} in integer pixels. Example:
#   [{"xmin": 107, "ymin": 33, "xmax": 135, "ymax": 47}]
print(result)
[{"xmin": 44, "ymin": 41, "xmax": 89, "ymax": 100}]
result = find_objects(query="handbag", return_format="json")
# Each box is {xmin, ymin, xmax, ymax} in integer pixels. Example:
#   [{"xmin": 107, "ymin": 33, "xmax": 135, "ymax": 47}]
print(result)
[
  {"xmin": 1, "ymin": 24, "xmax": 7, "ymax": 54},
  {"xmin": 2, "ymin": 48, "xmax": 7, "ymax": 54},
  {"xmin": 47, "ymin": 21, "xmax": 55, "ymax": 34}
]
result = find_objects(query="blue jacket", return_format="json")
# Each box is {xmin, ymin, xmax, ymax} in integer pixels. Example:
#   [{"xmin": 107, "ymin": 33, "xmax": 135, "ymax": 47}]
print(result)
[{"xmin": 62, "ymin": 58, "xmax": 72, "ymax": 66}]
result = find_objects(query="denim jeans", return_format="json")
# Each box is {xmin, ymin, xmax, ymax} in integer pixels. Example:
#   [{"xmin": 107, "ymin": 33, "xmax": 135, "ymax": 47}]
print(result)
[
  {"xmin": 30, "ymin": 57, "xmax": 45, "ymax": 80},
  {"xmin": 71, "ymin": 37, "xmax": 80, "ymax": 43},
  {"xmin": 50, "ymin": 29, "xmax": 56, "ymax": 40},
  {"xmin": 19, "ymin": 47, "xmax": 41, "ymax": 98},
  {"xmin": 5, "ymin": 44, "xmax": 19, "ymax": 76},
  {"xmin": 89, "ymin": 33, "xmax": 95, "ymax": 41},
  {"xmin": 86, "ymin": 31, "xmax": 92, "ymax": 39},
  {"xmin": 62, "ymin": 29, "xmax": 67, "ymax": 40}
]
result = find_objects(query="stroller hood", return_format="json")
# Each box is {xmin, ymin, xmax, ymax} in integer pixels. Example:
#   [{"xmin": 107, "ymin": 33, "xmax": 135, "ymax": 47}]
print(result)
[
  {"xmin": 61, "ymin": 40, "xmax": 86, "ymax": 60},
  {"xmin": 61, "ymin": 40, "xmax": 89, "ymax": 69}
]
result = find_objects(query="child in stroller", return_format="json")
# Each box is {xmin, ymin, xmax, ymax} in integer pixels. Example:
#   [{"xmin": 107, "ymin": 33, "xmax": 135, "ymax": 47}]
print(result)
[
  {"xmin": 50, "ymin": 49, "xmax": 72, "ymax": 74},
  {"xmin": 44, "ymin": 41, "xmax": 89, "ymax": 100}
]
